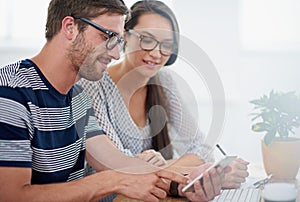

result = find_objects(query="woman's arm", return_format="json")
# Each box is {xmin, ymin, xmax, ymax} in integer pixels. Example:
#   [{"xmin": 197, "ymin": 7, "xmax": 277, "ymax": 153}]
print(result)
[
  {"xmin": 159, "ymin": 70, "xmax": 215, "ymax": 162},
  {"xmin": 78, "ymin": 79, "xmax": 135, "ymax": 157}
]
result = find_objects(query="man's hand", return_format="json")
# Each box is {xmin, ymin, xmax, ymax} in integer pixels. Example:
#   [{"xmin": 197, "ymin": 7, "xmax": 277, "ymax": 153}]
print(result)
[
  {"xmin": 116, "ymin": 169, "xmax": 188, "ymax": 202},
  {"xmin": 222, "ymin": 158, "xmax": 249, "ymax": 189}
]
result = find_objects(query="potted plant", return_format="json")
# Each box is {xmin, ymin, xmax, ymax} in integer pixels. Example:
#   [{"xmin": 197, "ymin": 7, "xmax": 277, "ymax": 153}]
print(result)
[{"xmin": 250, "ymin": 90, "xmax": 300, "ymax": 179}]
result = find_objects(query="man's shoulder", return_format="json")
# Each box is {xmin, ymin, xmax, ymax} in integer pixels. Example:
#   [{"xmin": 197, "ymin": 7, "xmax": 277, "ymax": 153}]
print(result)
[
  {"xmin": 0, "ymin": 59, "xmax": 46, "ymax": 89},
  {"xmin": 0, "ymin": 60, "xmax": 22, "ymax": 84},
  {"xmin": 0, "ymin": 59, "xmax": 33, "ymax": 74}
]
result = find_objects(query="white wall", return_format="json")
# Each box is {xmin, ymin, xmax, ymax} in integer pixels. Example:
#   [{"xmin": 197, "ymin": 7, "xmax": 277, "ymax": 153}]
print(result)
[{"xmin": 171, "ymin": 0, "xmax": 300, "ymax": 162}]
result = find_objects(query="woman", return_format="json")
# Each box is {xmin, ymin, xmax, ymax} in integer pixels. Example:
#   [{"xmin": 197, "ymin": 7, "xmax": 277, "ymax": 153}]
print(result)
[{"xmin": 79, "ymin": 0, "xmax": 248, "ymax": 189}]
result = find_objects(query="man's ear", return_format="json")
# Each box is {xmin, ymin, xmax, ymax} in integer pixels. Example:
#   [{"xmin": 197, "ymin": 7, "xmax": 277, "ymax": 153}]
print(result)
[
  {"xmin": 123, "ymin": 28, "xmax": 129, "ymax": 40},
  {"xmin": 62, "ymin": 16, "xmax": 76, "ymax": 40}
]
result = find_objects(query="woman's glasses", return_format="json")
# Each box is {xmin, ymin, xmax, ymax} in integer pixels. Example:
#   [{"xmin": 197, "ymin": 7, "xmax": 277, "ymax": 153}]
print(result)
[
  {"xmin": 128, "ymin": 30, "xmax": 175, "ymax": 56},
  {"xmin": 72, "ymin": 16, "xmax": 126, "ymax": 51}
]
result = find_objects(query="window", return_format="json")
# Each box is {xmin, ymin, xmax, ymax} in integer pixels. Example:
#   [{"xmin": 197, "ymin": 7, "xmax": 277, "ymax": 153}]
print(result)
[
  {"xmin": 0, "ymin": 0, "xmax": 174, "ymax": 49},
  {"xmin": 240, "ymin": 0, "xmax": 300, "ymax": 52},
  {"xmin": 0, "ymin": 0, "xmax": 49, "ymax": 49}
]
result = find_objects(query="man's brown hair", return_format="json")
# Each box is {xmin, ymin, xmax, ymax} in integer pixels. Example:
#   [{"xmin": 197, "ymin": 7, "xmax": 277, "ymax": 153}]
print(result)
[{"xmin": 45, "ymin": 0, "xmax": 128, "ymax": 40}]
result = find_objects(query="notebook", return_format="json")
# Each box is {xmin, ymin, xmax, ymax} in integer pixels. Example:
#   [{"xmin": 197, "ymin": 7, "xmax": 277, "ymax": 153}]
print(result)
[{"xmin": 211, "ymin": 188, "xmax": 261, "ymax": 202}]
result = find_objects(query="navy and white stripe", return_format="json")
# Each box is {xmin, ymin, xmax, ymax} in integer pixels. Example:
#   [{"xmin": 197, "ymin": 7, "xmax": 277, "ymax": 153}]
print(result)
[
  {"xmin": 0, "ymin": 60, "xmax": 21, "ymax": 85},
  {"xmin": 0, "ymin": 59, "xmax": 103, "ymax": 184},
  {"xmin": 0, "ymin": 140, "xmax": 32, "ymax": 162}
]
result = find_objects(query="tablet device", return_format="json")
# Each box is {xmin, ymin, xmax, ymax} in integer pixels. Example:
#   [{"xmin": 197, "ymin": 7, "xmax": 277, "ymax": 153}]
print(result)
[{"xmin": 182, "ymin": 155, "xmax": 237, "ymax": 193}]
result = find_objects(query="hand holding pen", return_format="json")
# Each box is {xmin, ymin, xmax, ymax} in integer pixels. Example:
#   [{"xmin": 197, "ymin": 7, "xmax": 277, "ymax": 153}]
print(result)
[{"xmin": 216, "ymin": 144, "xmax": 250, "ymax": 189}]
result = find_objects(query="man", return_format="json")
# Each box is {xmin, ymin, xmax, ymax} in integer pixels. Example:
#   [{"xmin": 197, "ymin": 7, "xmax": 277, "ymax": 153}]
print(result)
[{"xmin": 0, "ymin": 0, "xmax": 224, "ymax": 201}]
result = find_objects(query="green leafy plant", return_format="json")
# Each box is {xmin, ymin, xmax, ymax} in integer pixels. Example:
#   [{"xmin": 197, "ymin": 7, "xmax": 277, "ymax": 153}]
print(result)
[{"xmin": 250, "ymin": 90, "xmax": 300, "ymax": 145}]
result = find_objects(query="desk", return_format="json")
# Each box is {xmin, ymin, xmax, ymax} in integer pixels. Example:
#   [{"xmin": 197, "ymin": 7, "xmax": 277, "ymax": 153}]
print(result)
[
  {"xmin": 114, "ymin": 163, "xmax": 300, "ymax": 202},
  {"xmin": 114, "ymin": 195, "xmax": 188, "ymax": 202}
]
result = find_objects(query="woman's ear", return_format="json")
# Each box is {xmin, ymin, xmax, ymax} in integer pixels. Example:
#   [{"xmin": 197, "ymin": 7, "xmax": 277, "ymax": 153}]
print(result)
[{"xmin": 62, "ymin": 16, "xmax": 76, "ymax": 40}]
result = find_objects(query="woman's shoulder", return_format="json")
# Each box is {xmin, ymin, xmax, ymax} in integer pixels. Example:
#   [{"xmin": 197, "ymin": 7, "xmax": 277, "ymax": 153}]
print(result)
[
  {"xmin": 157, "ymin": 68, "xmax": 176, "ymax": 86},
  {"xmin": 77, "ymin": 71, "xmax": 116, "ymax": 101}
]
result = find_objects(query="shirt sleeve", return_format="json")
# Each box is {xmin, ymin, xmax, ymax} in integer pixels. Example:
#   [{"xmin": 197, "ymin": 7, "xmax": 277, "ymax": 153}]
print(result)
[
  {"xmin": 77, "ymin": 79, "xmax": 134, "ymax": 157},
  {"xmin": 159, "ymin": 70, "xmax": 215, "ymax": 162},
  {"xmin": 72, "ymin": 84, "xmax": 105, "ymax": 140},
  {"xmin": 0, "ymin": 88, "xmax": 33, "ymax": 167}
]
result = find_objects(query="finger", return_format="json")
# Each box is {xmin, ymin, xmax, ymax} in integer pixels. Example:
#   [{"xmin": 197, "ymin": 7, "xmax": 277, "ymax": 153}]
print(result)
[
  {"xmin": 150, "ymin": 186, "xmax": 167, "ymax": 200},
  {"xmin": 191, "ymin": 179, "xmax": 208, "ymax": 201},
  {"xmin": 206, "ymin": 169, "xmax": 222, "ymax": 200},
  {"xmin": 142, "ymin": 149, "xmax": 156, "ymax": 154},
  {"xmin": 209, "ymin": 169, "xmax": 222, "ymax": 196},
  {"xmin": 135, "ymin": 153, "xmax": 148, "ymax": 161},
  {"xmin": 236, "ymin": 158, "xmax": 250, "ymax": 165},
  {"xmin": 148, "ymin": 155, "xmax": 161, "ymax": 165},
  {"xmin": 156, "ymin": 170, "xmax": 188, "ymax": 184},
  {"xmin": 216, "ymin": 166, "xmax": 225, "ymax": 181},
  {"xmin": 183, "ymin": 192, "xmax": 197, "ymax": 202},
  {"xmin": 224, "ymin": 181, "xmax": 242, "ymax": 189},
  {"xmin": 148, "ymin": 154, "xmax": 166, "ymax": 166},
  {"xmin": 184, "ymin": 182, "xmax": 201, "ymax": 202},
  {"xmin": 155, "ymin": 178, "xmax": 170, "ymax": 191},
  {"xmin": 144, "ymin": 153, "xmax": 156, "ymax": 162},
  {"xmin": 235, "ymin": 162, "xmax": 249, "ymax": 170},
  {"xmin": 235, "ymin": 169, "xmax": 249, "ymax": 178},
  {"xmin": 229, "ymin": 167, "xmax": 249, "ymax": 178},
  {"xmin": 225, "ymin": 173, "xmax": 245, "ymax": 183},
  {"xmin": 233, "ymin": 176, "xmax": 247, "ymax": 183},
  {"xmin": 153, "ymin": 159, "xmax": 167, "ymax": 167},
  {"xmin": 231, "ymin": 182, "xmax": 242, "ymax": 188}
]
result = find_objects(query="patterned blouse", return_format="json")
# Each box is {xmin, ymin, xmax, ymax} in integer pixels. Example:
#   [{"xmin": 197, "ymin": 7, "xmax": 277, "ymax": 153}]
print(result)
[{"xmin": 78, "ymin": 69, "xmax": 214, "ymax": 162}]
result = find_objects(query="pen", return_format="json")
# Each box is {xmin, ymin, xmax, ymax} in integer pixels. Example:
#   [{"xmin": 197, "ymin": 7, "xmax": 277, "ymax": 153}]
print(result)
[
  {"xmin": 253, "ymin": 174, "xmax": 272, "ymax": 188},
  {"xmin": 216, "ymin": 144, "xmax": 227, "ymax": 156}
]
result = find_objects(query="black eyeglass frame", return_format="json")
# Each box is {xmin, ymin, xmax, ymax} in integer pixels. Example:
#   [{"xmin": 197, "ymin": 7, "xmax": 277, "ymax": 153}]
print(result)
[
  {"xmin": 128, "ymin": 29, "xmax": 175, "ymax": 56},
  {"xmin": 72, "ymin": 15, "xmax": 126, "ymax": 50}
]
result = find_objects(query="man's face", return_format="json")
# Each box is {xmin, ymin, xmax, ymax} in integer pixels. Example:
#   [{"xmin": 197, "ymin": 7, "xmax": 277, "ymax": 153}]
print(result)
[{"xmin": 69, "ymin": 13, "xmax": 125, "ymax": 81}]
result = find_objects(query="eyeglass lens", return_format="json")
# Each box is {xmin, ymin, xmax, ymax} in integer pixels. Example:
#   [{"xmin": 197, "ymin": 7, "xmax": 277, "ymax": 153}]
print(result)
[
  {"xmin": 140, "ymin": 35, "xmax": 174, "ymax": 56},
  {"xmin": 73, "ymin": 16, "xmax": 125, "ymax": 51},
  {"xmin": 107, "ymin": 35, "xmax": 125, "ymax": 50}
]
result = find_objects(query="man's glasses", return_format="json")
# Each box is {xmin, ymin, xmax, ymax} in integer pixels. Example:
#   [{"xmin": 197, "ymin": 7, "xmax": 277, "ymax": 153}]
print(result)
[
  {"xmin": 128, "ymin": 30, "xmax": 175, "ymax": 56},
  {"xmin": 72, "ymin": 16, "xmax": 126, "ymax": 51}
]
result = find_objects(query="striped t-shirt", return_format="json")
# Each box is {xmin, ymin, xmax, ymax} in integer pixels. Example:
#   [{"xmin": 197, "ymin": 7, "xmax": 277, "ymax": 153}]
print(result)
[{"xmin": 0, "ymin": 59, "xmax": 103, "ymax": 184}]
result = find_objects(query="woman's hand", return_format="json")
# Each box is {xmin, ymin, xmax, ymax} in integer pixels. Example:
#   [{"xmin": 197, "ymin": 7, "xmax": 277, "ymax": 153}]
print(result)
[
  {"xmin": 135, "ymin": 149, "xmax": 167, "ymax": 167},
  {"xmin": 222, "ymin": 158, "xmax": 249, "ymax": 189},
  {"xmin": 178, "ymin": 163, "xmax": 227, "ymax": 202}
]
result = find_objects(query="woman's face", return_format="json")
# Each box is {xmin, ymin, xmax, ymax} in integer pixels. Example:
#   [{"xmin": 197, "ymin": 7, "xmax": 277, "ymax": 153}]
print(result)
[{"xmin": 125, "ymin": 13, "xmax": 174, "ymax": 78}]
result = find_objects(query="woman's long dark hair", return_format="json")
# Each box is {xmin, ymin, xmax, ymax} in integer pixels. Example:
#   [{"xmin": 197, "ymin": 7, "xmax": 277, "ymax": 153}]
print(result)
[{"xmin": 125, "ymin": 0, "xmax": 179, "ymax": 159}]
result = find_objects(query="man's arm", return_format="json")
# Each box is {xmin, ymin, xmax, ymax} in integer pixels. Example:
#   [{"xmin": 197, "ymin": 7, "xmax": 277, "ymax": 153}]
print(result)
[
  {"xmin": 0, "ymin": 166, "xmax": 187, "ymax": 202},
  {"xmin": 0, "ymin": 167, "xmax": 118, "ymax": 202},
  {"xmin": 166, "ymin": 153, "xmax": 205, "ymax": 174}
]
